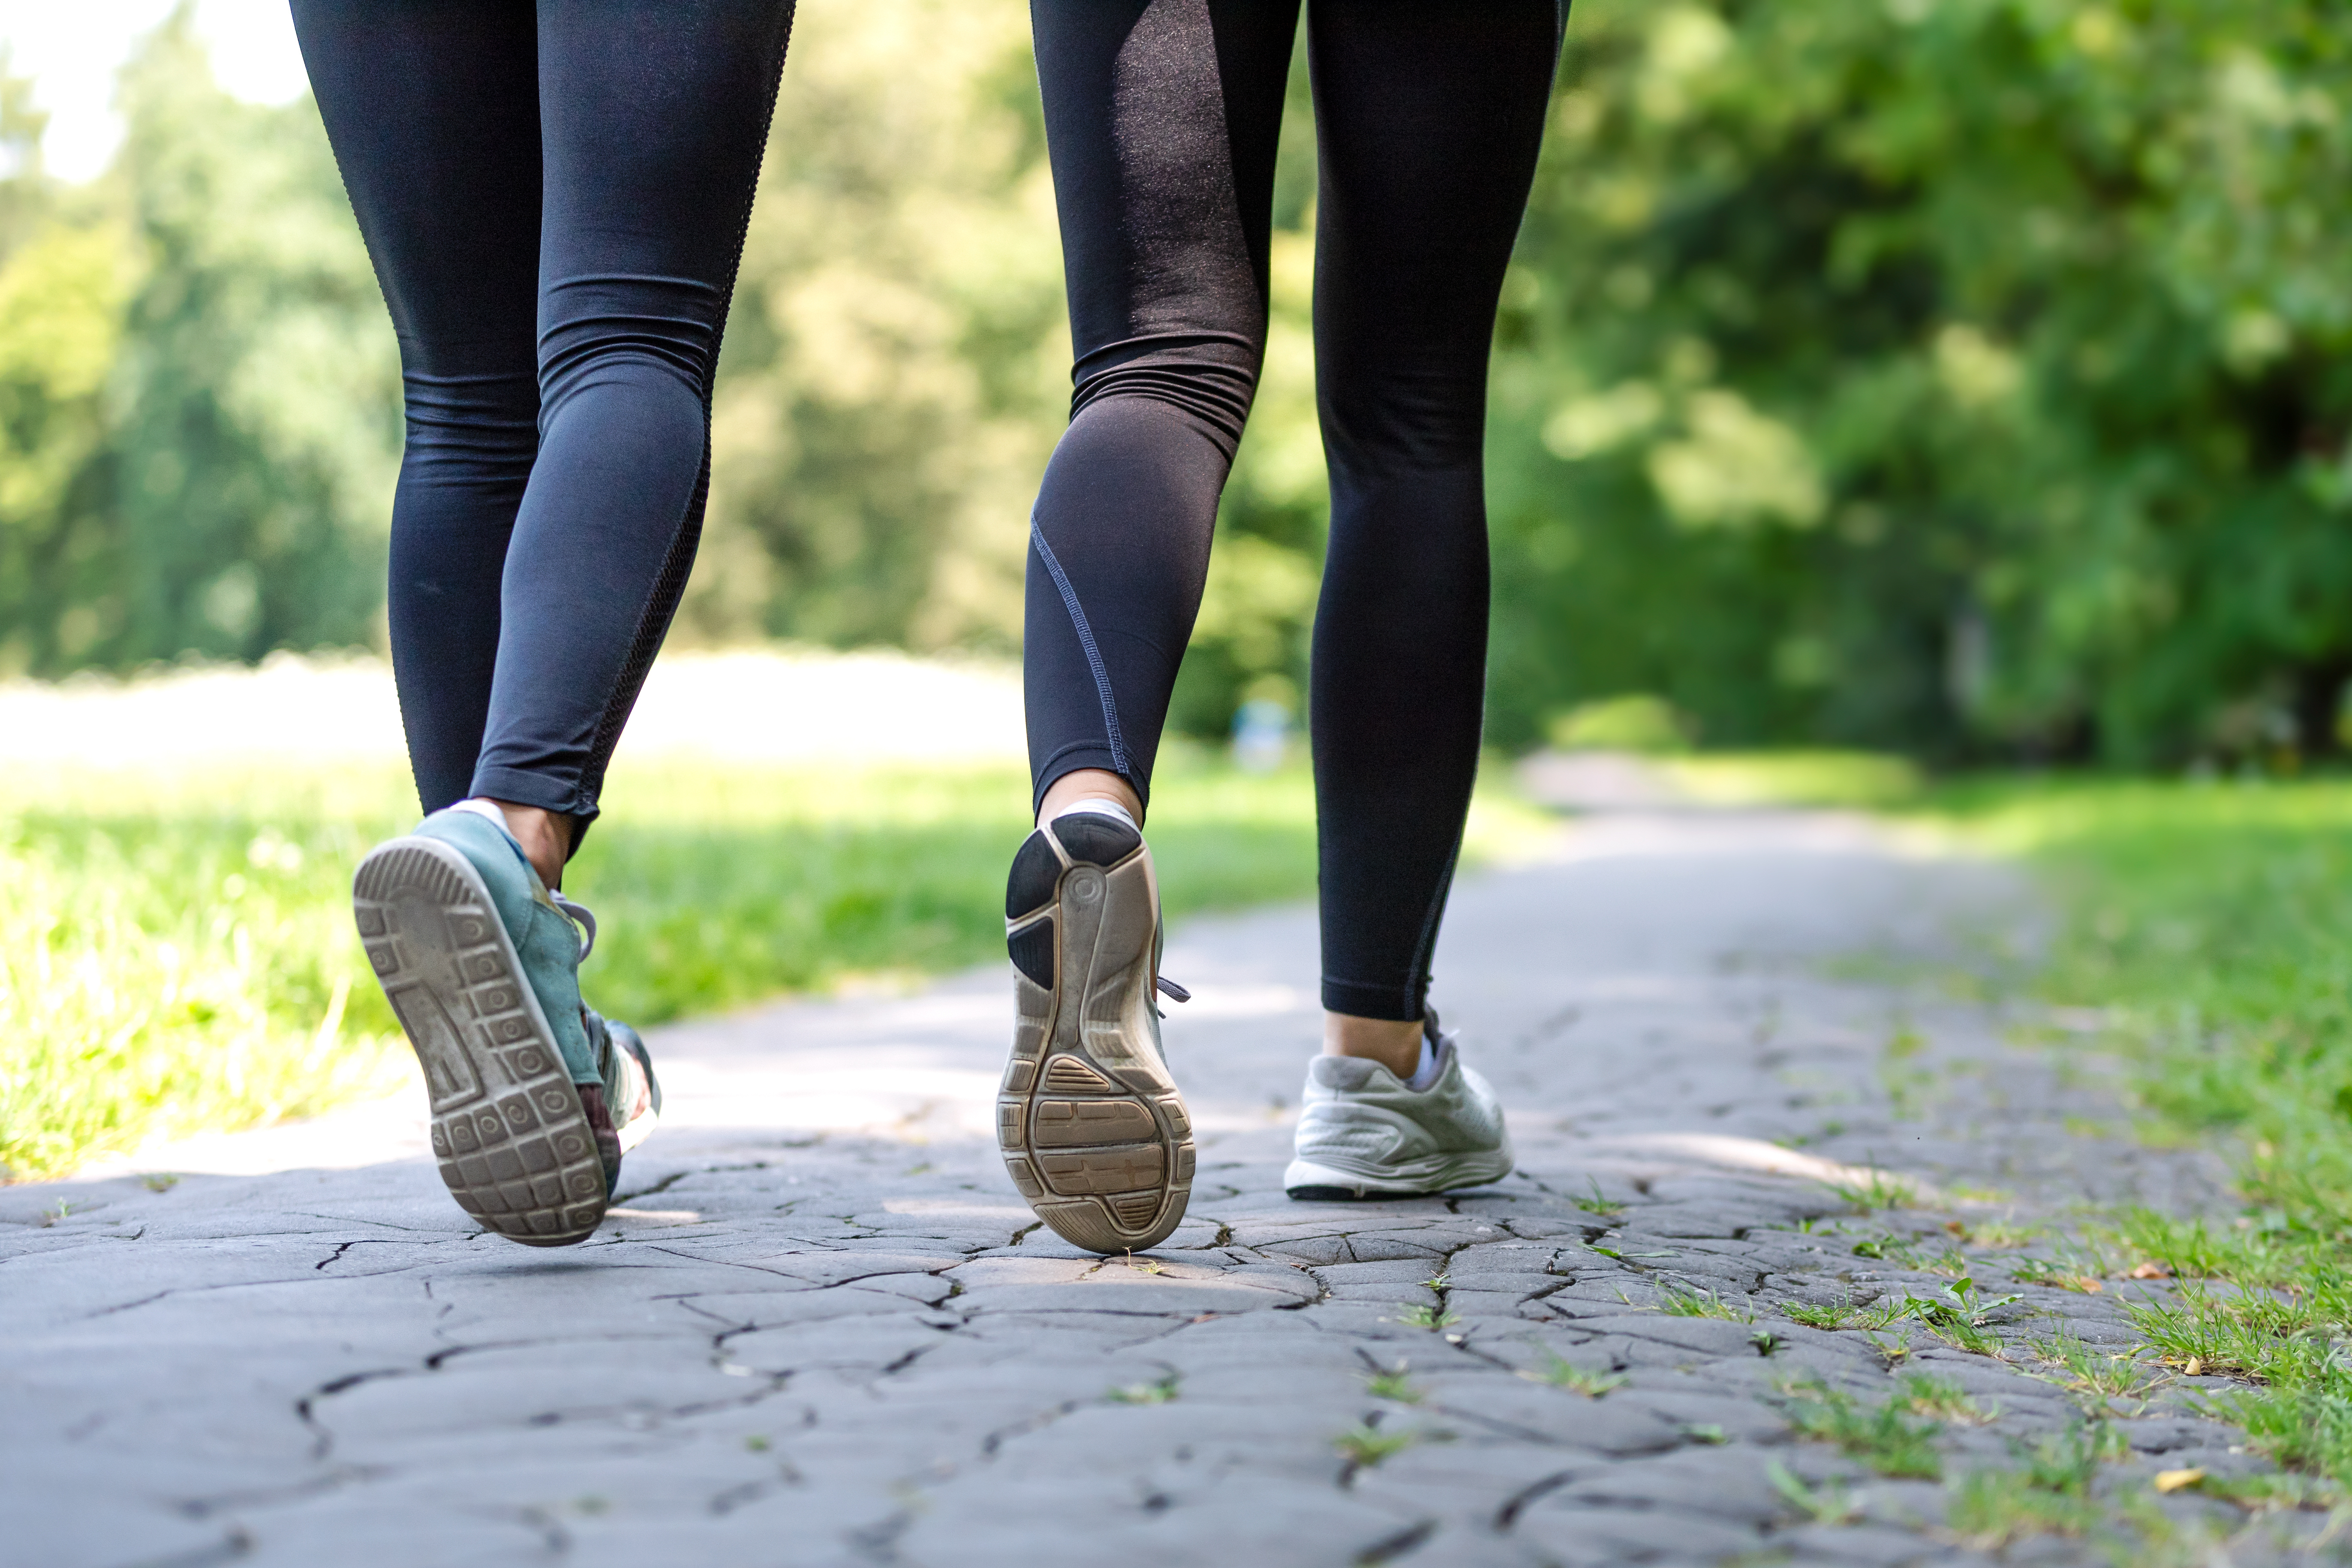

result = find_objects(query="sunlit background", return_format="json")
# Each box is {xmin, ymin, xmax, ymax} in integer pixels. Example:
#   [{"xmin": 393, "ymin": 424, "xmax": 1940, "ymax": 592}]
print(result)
[{"xmin": 8, "ymin": 1, "xmax": 2352, "ymax": 1203}]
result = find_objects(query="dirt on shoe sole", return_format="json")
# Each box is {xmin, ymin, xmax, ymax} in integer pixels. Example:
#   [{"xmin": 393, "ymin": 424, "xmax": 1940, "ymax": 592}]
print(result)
[
  {"xmin": 353, "ymin": 837, "xmax": 609, "ymax": 1247},
  {"xmin": 1000, "ymin": 817, "xmax": 1194, "ymax": 1252}
]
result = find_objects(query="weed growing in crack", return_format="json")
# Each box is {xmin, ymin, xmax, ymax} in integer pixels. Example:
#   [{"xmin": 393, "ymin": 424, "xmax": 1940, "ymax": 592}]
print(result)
[
  {"xmin": 1573, "ymin": 1180, "xmax": 1626, "ymax": 1222},
  {"xmin": 1750, "ymin": 1329, "xmax": 1781, "ymax": 1356},
  {"xmin": 1783, "ymin": 1294, "xmax": 1909, "ymax": 1333},
  {"xmin": 1898, "ymin": 1276, "xmax": 2021, "ymax": 1355},
  {"xmin": 1656, "ymin": 1280, "xmax": 1755, "ymax": 1322},
  {"xmin": 1420, "ymin": 1272, "xmax": 1451, "ymax": 1291},
  {"xmin": 1393, "ymin": 1304, "xmax": 1462, "ymax": 1331},
  {"xmin": 1865, "ymin": 1329, "xmax": 1912, "ymax": 1368},
  {"xmin": 1107, "ymin": 1374, "xmax": 1180, "ymax": 1405},
  {"xmin": 1964, "ymin": 1218, "xmax": 2043, "ymax": 1249},
  {"xmin": 2026, "ymin": 1335, "xmax": 2161, "ymax": 1402},
  {"xmin": 1363, "ymin": 1367, "xmax": 1424, "ymax": 1404},
  {"xmin": 1334, "ymin": 1422, "xmax": 1420, "ymax": 1469},
  {"xmin": 1945, "ymin": 1425, "xmax": 2127, "ymax": 1547},
  {"xmin": 2010, "ymin": 1255, "xmax": 2106, "ymax": 1294},
  {"xmin": 1522, "ymin": 1351, "xmax": 1626, "ymax": 1397},
  {"xmin": 1765, "ymin": 1460, "xmax": 1861, "ymax": 1524},
  {"xmin": 139, "ymin": 1173, "xmax": 179, "ymax": 1193},
  {"xmin": 1896, "ymin": 1372, "xmax": 1994, "ymax": 1425},
  {"xmin": 1683, "ymin": 1422, "xmax": 1729, "ymax": 1444},
  {"xmin": 1774, "ymin": 1377, "xmax": 1943, "ymax": 1479},
  {"xmin": 1825, "ymin": 1166, "xmax": 1918, "ymax": 1213}
]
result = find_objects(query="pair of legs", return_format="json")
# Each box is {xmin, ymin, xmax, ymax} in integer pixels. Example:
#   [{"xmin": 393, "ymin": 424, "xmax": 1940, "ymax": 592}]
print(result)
[
  {"xmin": 1023, "ymin": 0, "xmax": 1564, "ymax": 1072},
  {"xmin": 290, "ymin": 0, "xmax": 796, "ymax": 880}
]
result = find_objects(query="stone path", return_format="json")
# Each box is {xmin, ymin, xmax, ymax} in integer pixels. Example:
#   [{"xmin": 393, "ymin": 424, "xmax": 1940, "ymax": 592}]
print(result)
[{"xmin": 2, "ymin": 810, "xmax": 2328, "ymax": 1566}]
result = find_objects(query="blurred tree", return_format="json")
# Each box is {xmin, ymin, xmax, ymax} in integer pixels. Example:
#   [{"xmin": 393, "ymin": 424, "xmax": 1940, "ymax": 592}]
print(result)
[
  {"xmin": 103, "ymin": 9, "xmax": 397, "ymax": 668},
  {"xmin": 1486, "ymin": 0, "xmax": 2352, "ymax": 765},
  {"xmin": 685, "ymin": 2, "xmax": 1068, "ymax": 654}
]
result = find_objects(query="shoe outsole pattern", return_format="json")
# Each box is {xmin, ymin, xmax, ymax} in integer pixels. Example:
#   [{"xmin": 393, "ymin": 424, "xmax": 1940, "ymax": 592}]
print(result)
[
  {"xmin": 1001, "ymin": 821, "xmax": 1193, "ymax": 1254},
  {"xmin": 353, "ymin": 838, "xmax": 608, "ymax": 1247}
]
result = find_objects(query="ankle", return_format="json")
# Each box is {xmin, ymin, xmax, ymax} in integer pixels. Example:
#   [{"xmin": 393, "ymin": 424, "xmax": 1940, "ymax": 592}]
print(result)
[
  {"xmin": 1038, "ymin": 768, "xmax": 1142, "ymax": 829},
  {"xmin": 481, "ymin": 798, "xmax": 571, "ymax": 890},
  {"xmin": 1323, "ymin": 1012, "xmax": 1424, "ymax": 1081}
]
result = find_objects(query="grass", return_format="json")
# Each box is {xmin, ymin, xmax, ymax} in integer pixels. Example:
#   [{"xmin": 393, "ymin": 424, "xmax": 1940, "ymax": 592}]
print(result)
[
  {"xmin": 1944, "ymin": 1425, "xmax": 2130, "ymax": 1548},
  {"xmin": 1655, "ymin": 1279, "xmax": 1755, "ymax": 1321},
  {"xmin": 1, "ymin": 746, "xmax": 1548, "ymax": 1179},
  {"xmin": 1919, "ymin": 774, "xmax": 2352, "ymax": 1491},
  {"xmin": 1333, "ymin": 1422, "xmax": 1421, "ymax": 1469},
  {"xmin": 1106, "ymin": 1374, "xmax": 1181, "ymax": 1405},
  {"xmin": 1521, "ymin": 1351, "xmax": 1626, "ymax": 1397},
  {"xmin": 1774, "ymin": 1376, "xmax": 1945, "ymax": 1479}
]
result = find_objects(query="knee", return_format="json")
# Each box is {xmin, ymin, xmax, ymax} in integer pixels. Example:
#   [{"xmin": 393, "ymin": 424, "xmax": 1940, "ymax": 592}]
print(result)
[
  {"xmin": 1319, "ymin": 366, "xmax": 1491, "ymax": 478},
  {"xmin": 1070, "ymin": 335, "xmax": 1261, "ymax": 463},
  {"xmin": 400, "ymin": 366, "xmax": 538, "ymax": 481},
  {"xmin": 538, "ymin": 276, "xmax": 724, "ymax": 412}
]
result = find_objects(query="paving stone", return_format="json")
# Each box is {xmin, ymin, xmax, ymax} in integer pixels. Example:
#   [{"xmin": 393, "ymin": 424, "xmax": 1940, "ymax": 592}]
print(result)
[{"xmin": 4, "ymin": 813, "xmax": 2272, "ymax": 1562}]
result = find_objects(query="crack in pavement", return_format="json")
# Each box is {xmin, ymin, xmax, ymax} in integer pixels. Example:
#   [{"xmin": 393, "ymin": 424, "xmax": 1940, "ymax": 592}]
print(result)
[{"xmin": 8, "ymin": 815, "xmax": 2315, "ymax": 1565}]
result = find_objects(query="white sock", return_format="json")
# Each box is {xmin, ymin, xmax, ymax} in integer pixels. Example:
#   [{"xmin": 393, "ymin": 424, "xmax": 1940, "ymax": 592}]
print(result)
[
  {"xmin": 1406, "ymin": 1034, "xmax": 1442, "ymax": 1091},
  {"xmin": 1051, "ymin": 796, "xmax": 1139, "ymax": 834},
  {"xmin": 451, "ymin": 798, "xmax": 514, "ymax": 838}
]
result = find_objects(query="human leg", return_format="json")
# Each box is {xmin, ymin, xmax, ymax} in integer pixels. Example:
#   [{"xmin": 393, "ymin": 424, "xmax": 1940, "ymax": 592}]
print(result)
[
  {"xmin": 1282, "ymin": 0, "xmax": 1560, "ymax": 1200},
  {"xmin": 1001, "ymin": 0, "xmax": 1298, "ymax": 1254},
  {"xmin": 1023, "ymin": 0, "xmax": 1298, "ymax": 817},
  {"xmin": 290, "ymin": 0, "xmax": 543, "ymax": 815},
  {"xmin": 1305, "ymin": 0, "xmax": 1563, "ymax": 1025},
  {"xmin": 463, "ymin": 0, "xmax": 796, "ymax": 840}
]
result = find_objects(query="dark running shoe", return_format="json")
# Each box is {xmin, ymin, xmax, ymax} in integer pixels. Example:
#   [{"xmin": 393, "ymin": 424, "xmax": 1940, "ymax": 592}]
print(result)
[{"xmin": 998, "ymin": 812, "xmax": 1194, "ymax": 1252}]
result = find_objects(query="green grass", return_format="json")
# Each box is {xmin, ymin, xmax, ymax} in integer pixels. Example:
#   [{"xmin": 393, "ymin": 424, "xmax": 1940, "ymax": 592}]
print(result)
[
  {"xmin": 1773, "ymin": 1376, "xmax": 1945, "ymax": 1478},
  {"xmin": 1919, "ymin": 774, "xmax": 2352, "ymax": 1491},
  {"xmin": 1, "ymin": 747, "xmax": 1546, "ymax": 1180}
]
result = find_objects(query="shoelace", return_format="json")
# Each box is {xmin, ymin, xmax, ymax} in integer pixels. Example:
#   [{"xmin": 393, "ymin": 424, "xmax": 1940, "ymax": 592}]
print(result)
[
  {"xmin": 1155, "ymin": 975, "xmax": 1190, "ymax": 1003},
  {"xmin": 550, "ymin": 891, "xmax": 598, "ymax": 964}
]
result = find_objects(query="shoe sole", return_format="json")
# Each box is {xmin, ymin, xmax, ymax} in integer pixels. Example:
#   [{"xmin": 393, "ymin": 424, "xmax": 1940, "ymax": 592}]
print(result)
[
  {"xmin": 1281, "ymin": 1152, "xmax": 1516, "ymax": 1202},
  {"xmin": 353, "ymin": 837, "xmax": 608, "ymax": 1247},
  {"xmin": 1000, "ymin": 819, "xmax": 1193, "ymax": 1253}
]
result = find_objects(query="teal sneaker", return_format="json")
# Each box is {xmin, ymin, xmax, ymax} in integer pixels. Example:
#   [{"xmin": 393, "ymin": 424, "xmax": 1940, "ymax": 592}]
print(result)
[{"xmin": 352, "ymin": 806, "xmax": 658, "ymax": 1246}]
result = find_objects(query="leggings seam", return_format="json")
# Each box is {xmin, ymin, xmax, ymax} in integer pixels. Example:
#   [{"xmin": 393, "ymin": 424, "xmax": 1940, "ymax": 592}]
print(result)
[
  {"xmin": 574, "ymin": 3, "xmax": 797, "ymax": 829},
  {"xmin": 1030, "ymin": 519, "xmax": 1131, "ymax": 780}
]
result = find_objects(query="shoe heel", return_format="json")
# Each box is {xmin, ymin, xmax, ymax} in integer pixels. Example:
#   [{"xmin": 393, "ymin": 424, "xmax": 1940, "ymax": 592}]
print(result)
[{"xmin": 354, "ymin": 838, "xmax": 609, "ymax": 1246}]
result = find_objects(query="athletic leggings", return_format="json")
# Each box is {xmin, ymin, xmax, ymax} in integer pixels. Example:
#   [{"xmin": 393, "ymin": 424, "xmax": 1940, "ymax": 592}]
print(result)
[
  {"xmin": 290, "ymin": 1, "xmax": 795, "ymax": 833},
  {"xmin": 1025, "ymin": 0, "xmax": 1562, "ymax": 1021}
]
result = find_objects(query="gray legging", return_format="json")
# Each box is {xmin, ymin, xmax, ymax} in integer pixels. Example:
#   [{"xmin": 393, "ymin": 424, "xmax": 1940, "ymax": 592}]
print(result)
[
  {"xmin": 290, "ymin": 0, "xmax": 795, "ymax": 840},
  {"xmin": 1023, "ymin": 0, "xmax": 1563, "ymax": 1020}
]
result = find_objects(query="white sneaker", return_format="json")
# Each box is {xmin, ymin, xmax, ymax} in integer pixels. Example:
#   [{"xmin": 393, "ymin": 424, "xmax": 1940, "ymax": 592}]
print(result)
[{"xmin": 1284, "ymin": 1022, "xmax": 1513, "ymax": 1200}]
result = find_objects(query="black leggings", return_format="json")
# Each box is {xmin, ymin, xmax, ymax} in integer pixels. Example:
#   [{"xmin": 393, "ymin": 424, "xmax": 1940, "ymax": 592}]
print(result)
[
  {"xmin": 290, "ymin": 1, "xmax": 794, "ymax": 831},
  {"xmin": 1025, "ymin": 0, "xmax": 1561, "ymax": 1021}
]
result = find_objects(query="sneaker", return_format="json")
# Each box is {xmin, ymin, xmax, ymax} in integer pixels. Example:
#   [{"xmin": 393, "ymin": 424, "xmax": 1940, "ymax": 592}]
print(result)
[
  {"xmin": 1284, "ymin": 1018, "xmax": 1513, "ymax": 1200},
  {"xmin": 998, "ymin": 812, "xmax": 1194, "ymax": 1252},
  {"xmin": 352, "ymin": 806, "xmax": 657, "ymax": 1246}
]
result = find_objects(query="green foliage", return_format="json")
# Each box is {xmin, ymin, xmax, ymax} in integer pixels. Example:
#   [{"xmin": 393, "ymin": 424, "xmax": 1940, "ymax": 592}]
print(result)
[
  {"xmin": 0, "ymin": 12, "xmax": 397, "ymax": 676},
  {"xmin": 687, "ymin": 3, "xmax": 1064, "ymax": 654},
  {"xmin": 1487, "ymin": 0, "xmax": 2352, "ymax": 764}
]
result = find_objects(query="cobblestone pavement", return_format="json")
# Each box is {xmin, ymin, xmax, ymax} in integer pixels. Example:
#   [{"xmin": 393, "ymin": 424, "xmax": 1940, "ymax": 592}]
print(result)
[{"xmin": 5, "ymin": 812, "xmax": 2332, "ymax": 1567}]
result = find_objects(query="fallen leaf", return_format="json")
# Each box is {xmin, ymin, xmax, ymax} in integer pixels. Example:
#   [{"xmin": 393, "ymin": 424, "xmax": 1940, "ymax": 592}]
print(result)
[
  {"xmin": 2128, "ymin": 1262, "xmax": 2171, "ymax": 1280},
  {"xmin": 2184, "ymin": 1357, "xmax": 2205, "ymax": 1376},
  {"xmin": 2154, "ymin": 1468, "xmax": 2206, "ymax": 1494}
]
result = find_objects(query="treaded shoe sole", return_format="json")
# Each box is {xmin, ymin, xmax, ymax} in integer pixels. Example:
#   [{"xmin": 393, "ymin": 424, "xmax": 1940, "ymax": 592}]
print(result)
[
  {"xmin": 1000, "ymin": 818, "xmax": 1193, "ymax": 1253},
  {"xmin": 353, "ymin": 837, "xmax": 609, "ymax": 1247}
]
